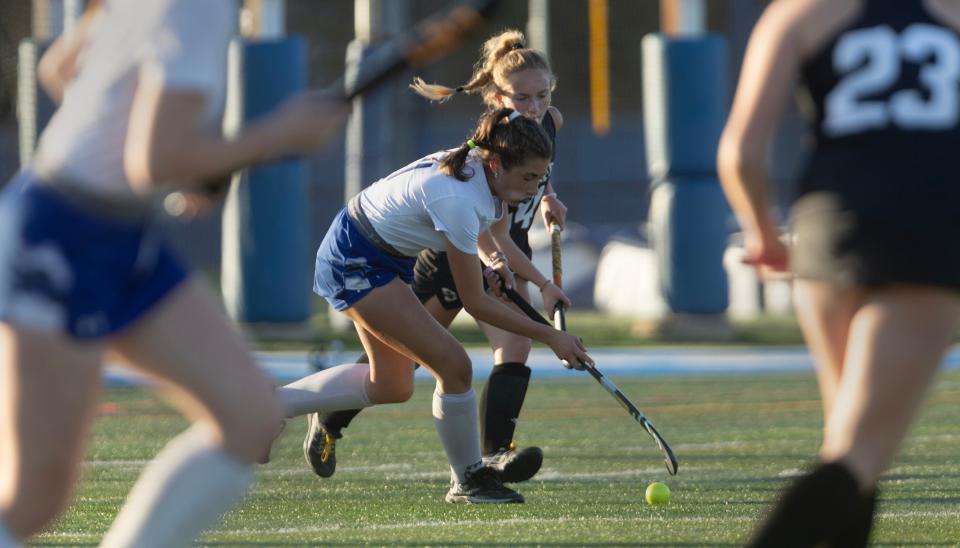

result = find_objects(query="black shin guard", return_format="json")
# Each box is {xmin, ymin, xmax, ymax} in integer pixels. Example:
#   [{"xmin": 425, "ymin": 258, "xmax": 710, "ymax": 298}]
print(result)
[
  {"xmin": 826, "ymin": 488, "xmax": 877, "ymax": 548},
  {"xmin": 480, "ymin": 362, "xmax": 531, "ymax": 455},
  {"xmin": 748, "ymin": 462, "xmax": 865, "ymax": 548},
  {"xmin": 321, "ymin": 408, "xmax": 362, "ymax": 432}
]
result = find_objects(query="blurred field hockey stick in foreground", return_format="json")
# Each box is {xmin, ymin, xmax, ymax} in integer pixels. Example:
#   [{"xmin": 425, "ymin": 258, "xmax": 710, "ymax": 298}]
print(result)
[{"xmin": 187, "ymin": 0, "xmax": 501, "ymax": 202}]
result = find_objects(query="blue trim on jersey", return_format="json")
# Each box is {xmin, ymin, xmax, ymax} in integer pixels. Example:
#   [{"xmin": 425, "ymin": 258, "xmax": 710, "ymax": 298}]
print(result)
[
  {"xmin": 0, "ymin": 175, "xmax": 187, "ymax": 339},
  {"xmin": 314, "ymin": 208, "xmax": 417, "ymax": 311}
]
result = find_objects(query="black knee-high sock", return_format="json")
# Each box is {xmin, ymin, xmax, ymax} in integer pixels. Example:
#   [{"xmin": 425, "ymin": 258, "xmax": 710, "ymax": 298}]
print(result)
[
  {"xmin": 319, "ymin": 352, "xmax": 370, "ymax": 432},
  {"xmin": 826, "ymin": 488, "xmax": 878, "ymax": 548},
  {"xmin": 748, "ymin": 461, "xmax": 865, "ymax": 548},
  {"xmin": 479, "ymin": 362, "xmax": 531, "ymax": 455}
]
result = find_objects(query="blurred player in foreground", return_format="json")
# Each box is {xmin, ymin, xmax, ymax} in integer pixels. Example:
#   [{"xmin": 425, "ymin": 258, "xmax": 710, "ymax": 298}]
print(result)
[
  {"xmin": 0, "ymin": 1, "xmax": 346, "ymax": 545},
  {"xmin": 718, "ymin": 0, "xmax": 960, "ymax": 545}
]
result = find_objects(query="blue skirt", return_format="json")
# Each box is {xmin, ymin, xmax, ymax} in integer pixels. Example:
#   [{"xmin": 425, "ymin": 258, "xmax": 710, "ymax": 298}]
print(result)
[
  {"xmin": 0, "ymin": 174, "xmax": 187, "ymax": 339},
  {"xmin": 314, "ymin": 208, "xmax": 417, "ymax": 311}
]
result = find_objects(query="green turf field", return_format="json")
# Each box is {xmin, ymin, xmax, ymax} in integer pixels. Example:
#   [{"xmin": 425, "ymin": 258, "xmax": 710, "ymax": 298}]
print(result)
[{"xmin": 38, "ymin": 368, "xmax": 960, "ymax": 546}]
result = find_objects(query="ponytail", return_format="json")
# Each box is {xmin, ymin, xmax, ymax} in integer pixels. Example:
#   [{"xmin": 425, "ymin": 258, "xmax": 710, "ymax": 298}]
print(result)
[{"xmin": 410, "ymin": 29, "xmax": 554, "ymax": 108}]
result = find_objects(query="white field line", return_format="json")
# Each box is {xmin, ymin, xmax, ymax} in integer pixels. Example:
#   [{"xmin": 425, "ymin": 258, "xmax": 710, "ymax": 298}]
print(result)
[
  {"xmin": 84, "ymin": 460, "xmax": 151, "ymax": 467},
  {"xmin": 215, "ymin": 515, "xmax": 761, "ymax": 537},
  {"xmin": 40, "ymin": 510, "xmax": 960, "ymax": 542},
  {"xmin": 535, "ymin": 468, "xmax": 665, "ymax": 481}
]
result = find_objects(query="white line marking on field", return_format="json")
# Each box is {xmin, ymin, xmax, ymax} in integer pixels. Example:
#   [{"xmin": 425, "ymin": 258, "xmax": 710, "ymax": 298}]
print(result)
[
  {"xmin": 878, "ymin": 510, "xmax": 960, "ymax": 519},
  {"xmin": 777, "ymin": 468, "xmax": 804, "ymax": 478},
  {"xmin": 216, "ymin": 514, "xmax": 761, "ymax": 537},
  {"xmin": 674, "ymin": 441, "xmax": 750, "ymax": 450},
  {"xmin": 535, "ymin": 468, "xmax": 666, "ymax": 481},
  {"xmin": 84, "ymin": 460, "xmax": 150, "ymax": 467}
]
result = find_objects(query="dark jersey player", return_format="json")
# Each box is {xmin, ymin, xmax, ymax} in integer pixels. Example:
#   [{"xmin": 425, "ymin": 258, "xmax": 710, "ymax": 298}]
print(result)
[{"xmin": 718, "ymin": 1, "xmax": 960, "ymax": 546}]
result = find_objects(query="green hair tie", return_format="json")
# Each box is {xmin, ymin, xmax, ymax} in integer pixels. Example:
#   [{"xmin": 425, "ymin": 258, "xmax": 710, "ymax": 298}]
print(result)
[{"xmin": 466, "ymin": 139, "xmax": 478, "ymax": 149}]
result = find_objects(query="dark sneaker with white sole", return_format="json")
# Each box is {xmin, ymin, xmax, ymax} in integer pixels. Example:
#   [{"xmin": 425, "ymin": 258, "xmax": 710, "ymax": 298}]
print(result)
[
  {"xmin": 445, "ymin": 466, "xmax": 525, "ymax": 504},
  {"xmin": 303, "ymin": 412, "xmax": 341, "ymax": 478},
  {"xmin": 483, "ymin": 444, "xmax": 544, "ymax": 483}
]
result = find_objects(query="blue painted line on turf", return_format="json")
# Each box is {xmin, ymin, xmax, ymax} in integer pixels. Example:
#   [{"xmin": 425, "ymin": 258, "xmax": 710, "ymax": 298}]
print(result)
[{"xmin": 102, "ymin": 345, "xmax": 960, "ymax": 386}]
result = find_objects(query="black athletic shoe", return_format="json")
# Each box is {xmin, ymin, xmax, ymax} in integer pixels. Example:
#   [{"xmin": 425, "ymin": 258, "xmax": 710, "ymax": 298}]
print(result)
[
  {"xmin": 445, "ymin": 466, "xmax": 525, "ymax": 504},
  {"xmin": 483, "ymin": 444, "xmax": 544, "ymax": 483},
  {"xmin": 303, "ymin": 412, "xmax": 341, "ymax": 478}
]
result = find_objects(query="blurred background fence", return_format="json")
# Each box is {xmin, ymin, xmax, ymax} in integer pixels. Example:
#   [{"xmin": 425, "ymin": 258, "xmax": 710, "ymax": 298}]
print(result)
[{"xmin": 0, "ymin": 0, "xmax": 808, "ymax": 327}]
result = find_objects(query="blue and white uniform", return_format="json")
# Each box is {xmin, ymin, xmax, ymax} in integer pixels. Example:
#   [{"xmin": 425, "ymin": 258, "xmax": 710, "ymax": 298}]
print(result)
[
  {"xmin": 412, "ymin": 111, "xmax": 557, "ymax": 309},
  {"xmin": 0, "ymin": 0, "xmax": 235, "ymax": 338},
  {"xmin": 314, "ymin": 151, "xmax": 504, "ymax": 310}
]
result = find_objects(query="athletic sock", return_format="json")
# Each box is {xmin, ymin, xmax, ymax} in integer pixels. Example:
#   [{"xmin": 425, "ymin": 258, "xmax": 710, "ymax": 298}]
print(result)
[
  {"xmin": 480, "ymin": 362, "xmax": 531, "ymax": 454},
  {"xmin": 826, "ymin": 488, "xmax": 878, "ymax": 548},
  {"xmin": 432, "ymin": 389, "xmax": 483, "ymax": 483},
  {"xmin": 0, "ymin": 519, "xmax": 21, "ymax": 548},
  {"xmin": 747, "ymin": 461, "xmax": 863, "ymax": 548},
  {"xmin": 100, "ymin": 427, "xmax": 253, "ymax": 548},
  {"xmin": 276, "ymin": 363, "xmax": 372, "ymax": 418}
]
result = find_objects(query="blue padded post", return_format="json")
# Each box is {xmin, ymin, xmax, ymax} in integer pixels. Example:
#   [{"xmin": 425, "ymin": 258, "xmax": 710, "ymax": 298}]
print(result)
[
  {"xmin": 642, "ymin": 34, "xmax": 728, "ymax": 180},
  {"xmin": 642, "ymin": 34, "xmax": 730, "ymax": 315},
  {"xmin": 17, "ymin": 39, "xmax": 57, "ymax": 168},
  {"xmin": 221, "ymin": 37, "xmax": 310, "ymax": 323},
  {"xmin": 648, "ymin": 178, "xmax": 729, "ymax": 313}
]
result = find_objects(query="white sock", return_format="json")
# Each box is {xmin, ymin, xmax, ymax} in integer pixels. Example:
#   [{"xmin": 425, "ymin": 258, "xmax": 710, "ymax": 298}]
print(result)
[
  {"xmin": 0, "ymin": 519, "xmax": 21, "ymax": 548},
  {"xmin": 276, "ymin": 363, "xmax": 372, "ymax": 418},
  {"xmin": 100, "ymin": 427, "xmax": 253, "ymax": 548},
  {"xmin": 432, "ymin": 388, "xmax": 483, "ymax": 484}
]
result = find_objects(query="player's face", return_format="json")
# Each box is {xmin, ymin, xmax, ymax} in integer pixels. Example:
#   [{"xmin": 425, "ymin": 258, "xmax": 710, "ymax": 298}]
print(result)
[
  {"xmin": 490, "ymin": 157, "xmax": 550, "ymax": 206},
  {"xmin": 495, "ymin": 69, "xmax": 552, "ymax": 122}
]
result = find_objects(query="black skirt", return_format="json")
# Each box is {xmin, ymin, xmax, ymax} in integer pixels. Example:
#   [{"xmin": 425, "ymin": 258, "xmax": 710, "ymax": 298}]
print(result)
[{"xmin": 789, "ymin": 192, "xmax": 960, "ymax": 291}]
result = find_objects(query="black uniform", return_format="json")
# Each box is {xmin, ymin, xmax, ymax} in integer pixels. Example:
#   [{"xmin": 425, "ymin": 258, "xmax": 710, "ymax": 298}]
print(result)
[
  {"xmin": 791, "ymin": 0, "xmax": 960, "ymax": 289},
  {"xmin": 412, "ymin": 112, "xmax": 558, "ymax": 308}
]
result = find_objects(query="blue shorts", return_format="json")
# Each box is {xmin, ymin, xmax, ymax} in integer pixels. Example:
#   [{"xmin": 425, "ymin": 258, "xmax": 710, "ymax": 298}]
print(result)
[
  {"xmin": 314, "ymin": 208, "xmax": 417, "ymax": 311},
  {"xmin": 0, "ymin": 175, "xmax": 188, "ymax": 339}
]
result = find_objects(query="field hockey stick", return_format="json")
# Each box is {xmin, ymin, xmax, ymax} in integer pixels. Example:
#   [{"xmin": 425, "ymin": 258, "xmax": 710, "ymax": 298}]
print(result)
[
  {"xmin": 548, "ymin": 220, "xmax": 566, "ymax": 333},
  {"xmin": 502, "ymin": 286, "xmax": 678, "ymax": 475},
  {"xmin": 332, "ymin": 0, "xmax": 500, "ymax": 102},
  {"xmin": 503, "ymin": 226, "xmax": 679, "ymax": 475}
]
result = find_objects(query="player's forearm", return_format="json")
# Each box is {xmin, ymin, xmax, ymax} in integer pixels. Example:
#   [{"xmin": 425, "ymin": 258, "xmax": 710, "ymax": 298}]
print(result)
[
  {"xmin": 460, "ymin": 292, "xmax": 555, "ymax": 343},
  {"xmin": 717, "ymin": 137, "xmax": 776, "ymax": 234},
  {"xmin": 490, "ymin": 228, "xmax": 549, "ymax": 288},
  {"xmin": 125, "ymin": 116, "xmax": 287, "ymax": 190}
]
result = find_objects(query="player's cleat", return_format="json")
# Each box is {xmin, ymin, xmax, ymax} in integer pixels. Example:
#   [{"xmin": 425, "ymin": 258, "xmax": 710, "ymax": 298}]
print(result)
[
  {"xmin": 483, "ymin": 442, "xmax": 543, "ymax": 483},
  {"xmin": 303, "ymin": 412, "xmax": 341, "ymax": 478},
  {"xmin": 445, "ymin": 466, "xmax": 525, "ymax": 504}
]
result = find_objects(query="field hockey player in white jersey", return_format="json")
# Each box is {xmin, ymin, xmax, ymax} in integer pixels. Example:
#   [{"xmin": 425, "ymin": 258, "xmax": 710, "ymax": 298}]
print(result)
[
  {"xmin": 306, "ymin": 28, "xmax": 569, "ymax": 487},
  {"xmin": 0, "ymin": 1, "xmax": 347, "ymax": 546},
  {"xmin": 276, "ymin": 108, "xmax": 594, "ymax": 504}
]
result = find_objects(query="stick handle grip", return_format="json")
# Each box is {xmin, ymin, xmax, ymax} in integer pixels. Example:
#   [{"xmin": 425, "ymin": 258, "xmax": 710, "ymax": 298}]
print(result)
[{"xmin": 550, "ymin": 221, "xmax": 562, "ymax": 289}]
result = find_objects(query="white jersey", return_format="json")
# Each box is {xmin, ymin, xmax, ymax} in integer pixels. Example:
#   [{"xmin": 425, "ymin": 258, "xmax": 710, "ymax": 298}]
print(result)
[
  {"xmin": 34, "ymin": 0, "xmax": 236, "ymax": 197},
  {"xmin": 358, "ymin": 151, "xmax": 504, "ymax": 256}
]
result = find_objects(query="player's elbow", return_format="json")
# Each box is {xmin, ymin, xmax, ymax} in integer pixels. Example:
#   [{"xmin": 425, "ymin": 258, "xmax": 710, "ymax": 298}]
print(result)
[
  {"xmin": 124, "ymin": 136, "xmax": 189, "ymax": 191},
  {"xmin": 36, "ymin": 54, "xmax": 67, "ymax": 105},
  {"xmin": 717, "ymin": 131, "xmax": 764, "ymax": 183},
  {"xmin": 458, "ymin": 289, "xmax": 487, "ymax": 315},
  {"xmin": 123, "ymin": 142, "xmax": 161, "ymax": 191}
]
